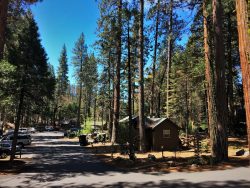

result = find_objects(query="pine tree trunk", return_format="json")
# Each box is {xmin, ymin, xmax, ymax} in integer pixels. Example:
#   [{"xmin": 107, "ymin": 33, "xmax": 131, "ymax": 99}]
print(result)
[
  {"xmin": 77, "ymin": 82, "xmax": 82, "ymax": 127},
  {"xmin": 157, "ymin": 0, "xmax": 173, "ymax": 118},
  {"xmin": 0, "ymin": 0, "xmax": 8, "ymax": 60},
  {"xmin": 203, "ymin": 0, "xmax": 217, "ymax": 148},
  {"xmin": 83, "ymin": 91, "xmax": 88, "ymax": 125},
  {"xmin": 236, "ymin": 0, "xmax": 250, "ymax": 154},
  {"xmin": 226, "ymin": 12, "xmax": 234, "ymax": 135},
  {"xmin": 93, "ymin": 96, "xmax": 96, "ymax": 130},
  {"xmin": 132, "ymin": 81, "xmax": 135, "ymax": 115},
  {"xmin": 10, "ymin": 79, "xmax": 25, "ymax": 161},
  {"xmin": 108, "ymin": 51, "xmax": 113, "ymax": 141},
  {"xmin": 111, "ymin": 0, "xmax": 122, "ymax": 143},
  {"xmin": 212, "ymin": 0, "xmax": 228, "ymax": 161},
  {"xmin": 138, "ymin": 0, "xmax": 146, "ymax": 152},
  {"xmin": 166, "ymin": 0, "xmax": 173, "ymax": 118},
  {"xmin": 185, "ymin": 65, "xmax": 189, "ymax": 140},
  {"xmin": 150, "ymin": 0, "xmax": 160, "ymax": 117},
  {"xmin": 127, "ymin": 16, "xmax": 132, "ymax": 145},
  {"xmin": 77, "ymin": 54, "xmax": 84, "ymax": 127}
]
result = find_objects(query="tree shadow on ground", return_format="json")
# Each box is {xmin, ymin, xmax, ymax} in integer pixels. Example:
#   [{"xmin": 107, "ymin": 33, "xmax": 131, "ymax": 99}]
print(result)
[
  {"xmin": 72, "ymin": 180, "xmax": 250, "ymax": 188},
  {"xmin": 15, "ymin": 179, "xmax": 250, "ymax": 188},
  {"xmin": 84, "ymin": 143, "xmax": 249, "ymax": 174},
  {"xmin": 0, "ymin": 160, "xmax": 25, "ymax": 174},
  {"xmin": 1, "ymin": 133, "xmax": 249, "ymax": 187}
]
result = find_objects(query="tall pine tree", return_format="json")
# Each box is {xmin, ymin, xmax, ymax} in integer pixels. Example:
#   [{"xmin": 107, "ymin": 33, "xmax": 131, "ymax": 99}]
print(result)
[{"xmin": 72, "ymin": 33, "xmax": 88, "ymax": 127}]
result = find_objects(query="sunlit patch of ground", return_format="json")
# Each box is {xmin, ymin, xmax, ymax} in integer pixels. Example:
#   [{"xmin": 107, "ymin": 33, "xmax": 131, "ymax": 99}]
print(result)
[{"xmin": 84, "ymin": 137, "xmax": 249, "ymax": 173}]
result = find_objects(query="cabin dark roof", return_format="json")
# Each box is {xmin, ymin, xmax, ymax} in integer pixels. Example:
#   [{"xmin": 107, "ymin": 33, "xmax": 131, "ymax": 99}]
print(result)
[
  {"xmin": 119, "ymin": 116, "xmax": 179, "ymax": 130},
  {"xmin": 145, "ymin": 118, "xmax": 179, "ymax": 129}
]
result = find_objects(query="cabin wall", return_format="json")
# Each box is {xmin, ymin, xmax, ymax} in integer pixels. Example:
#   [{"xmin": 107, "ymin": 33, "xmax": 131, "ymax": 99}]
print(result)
[{"xmin": 152, "ymin": 122, "xmax": 179, "ymax": 151}]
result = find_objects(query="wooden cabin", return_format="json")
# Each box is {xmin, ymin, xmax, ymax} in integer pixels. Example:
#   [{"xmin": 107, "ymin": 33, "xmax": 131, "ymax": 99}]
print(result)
[
  {"xmin": 119, "ymin": 116, "xmax": 180, "ymax": 151},
  {"xmin": 145, "ymin": 118, "xmax": 180, "ymax": 151}
]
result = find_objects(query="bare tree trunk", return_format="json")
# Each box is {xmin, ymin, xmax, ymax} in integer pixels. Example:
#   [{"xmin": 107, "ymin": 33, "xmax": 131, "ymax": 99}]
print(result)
[
  {"xmin": 93, "ymin": 95, "xmax": 96, "ymax": 130},
  {"xmin": 203, "ymin": 0, "xmax": 217, "ymax": 146},
  {"xmin": 150, "ymin": 0, "xmax": 160, "ymax": 117},
  {"xmin": 108, "ymin": 51, "xmax": 113, "ymax": 141},
  {"xmin": 10, "ymin": 79, "xmax": 25, "ymax": 161},
  {"xmin": 236, "ymin": 0, "xmax": 250, "ymax": 154},
  {"xmin": 138, "ymin": 0, "xmax": 146, "ymax": 152},
  {"xmin": 185, "ymin": 64, "xmax": 189, "ymax": 140},
  {"xmin": 212, "ymin": 0, "xmax": 228, "ymax": 161},
  {"xmin": 132, "ymin": 81, "xmax": 135, "ymax": 115},
  {"xmin": 166, "ymin": 0, "xmax": 173, "ymax": 118},
  {"xmin": 157, "ymin": 92, "xmax": 160, "ymax": 118},
  {"xmin": 156, "ymin": 0, "xmax": 173, "ymax": 118},
  {"xmin": 111, "ymin": 0, "xmax": 122, "ymax": 143},
  {"xmin": 127, "ymin": 15, "xmax": 132, "ymax": 145},
  {"xmin": 77, "ymin": 82, "xmax": 82, "ymax": 127},
  {"xmin": 226, "ymin": 12, "xmax": 234, "ymax": 135},
  {"xmin": 83, "ymin": 91, "xmax": 88, "ymax": 126},
  {"xmin": 53, "ymin": 100, "xmax": 58, "ymax": 127},
  {"xmin": 77, "ymin": 54, "xmax": 84, "ymax": 127},
  {"xmin": 0, "ymin": 0, "xmax": 8, "ymax": 60}
]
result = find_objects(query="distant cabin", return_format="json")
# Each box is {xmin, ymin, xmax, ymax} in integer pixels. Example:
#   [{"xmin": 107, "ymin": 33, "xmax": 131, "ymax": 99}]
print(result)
[{"xmin": 119, "ymin": 116, "xmax": 180, "ymax": 151}]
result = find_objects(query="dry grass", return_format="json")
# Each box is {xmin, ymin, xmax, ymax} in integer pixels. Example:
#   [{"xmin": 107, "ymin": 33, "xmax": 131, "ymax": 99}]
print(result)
[
  {"xmin": 84, "ymin": 136, "xmax": 250, "ymax": 172},
  {"xmin": 86, "ymin": 137, "xmax": 248, "ymax": 159}
]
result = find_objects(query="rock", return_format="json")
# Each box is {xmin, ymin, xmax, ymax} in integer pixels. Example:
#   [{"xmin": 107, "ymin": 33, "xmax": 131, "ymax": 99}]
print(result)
[
  {"xmin": 191, "ymin": 164, "xmax": 199, "ymax": 168},
  {"xmin": 236, "ymin": 149, "xmax": 245, "ymax": 156},
  {"xmin": 243, "ymin": 151, "xmax": 249, "ymax": 157}
]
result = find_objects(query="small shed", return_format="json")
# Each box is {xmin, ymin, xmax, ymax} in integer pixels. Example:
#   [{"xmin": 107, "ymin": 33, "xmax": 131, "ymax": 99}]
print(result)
[
  {"xmin": 145, "ymin": 118, "xmax": 180, "ymax": 151},
  {"xmin": 119, "ymin": 116, "xmax": 180, "ymax": 151}
]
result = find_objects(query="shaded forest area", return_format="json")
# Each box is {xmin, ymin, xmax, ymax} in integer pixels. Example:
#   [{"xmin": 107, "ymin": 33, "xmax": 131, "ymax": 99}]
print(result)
[{"xmin": 0, "ymin": 0, "xmax": 249, "ymax": 162}]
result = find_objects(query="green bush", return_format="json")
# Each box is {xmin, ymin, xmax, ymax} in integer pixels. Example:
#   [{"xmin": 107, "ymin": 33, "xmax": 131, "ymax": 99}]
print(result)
[
  {"xmin": 187, "ymin": 155, "xmax": 210, "ymax": 165},
  {"xmin": 68, "ymin": 132, "xmax": 77, "ymax": 138},
  {"xmin": 79, "ymin": 119, "xmax": 93, "ymax": 135},
  {"xmin": 116, "ymin": 123, "xmax": 137, "ymax": 144}
]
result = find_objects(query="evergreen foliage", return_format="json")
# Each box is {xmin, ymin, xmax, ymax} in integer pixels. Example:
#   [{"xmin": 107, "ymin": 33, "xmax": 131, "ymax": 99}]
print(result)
[{"xmin": 0, "ymin": 0, "xmax": 249, "ymax": 163}]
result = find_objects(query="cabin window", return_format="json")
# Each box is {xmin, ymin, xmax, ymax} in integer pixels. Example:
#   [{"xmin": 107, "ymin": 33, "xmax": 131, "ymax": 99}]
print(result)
[{"xmin": 163, "ymin": 129, "xmax": 171, "ymax": 138}]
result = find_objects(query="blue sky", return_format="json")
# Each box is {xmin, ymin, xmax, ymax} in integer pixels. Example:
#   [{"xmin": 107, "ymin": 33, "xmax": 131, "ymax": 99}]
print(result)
[
  {"xmin": 31, "ymin": 0, "xmax": 194, "ymax": 84},
  {"xmin": 31, "ymin": 0, "xmax": 99, "ymax": 84}
]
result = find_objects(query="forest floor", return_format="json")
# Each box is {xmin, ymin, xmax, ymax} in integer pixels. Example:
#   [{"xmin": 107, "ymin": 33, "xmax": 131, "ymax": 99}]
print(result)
[
  {"xmin": 83, "ymin": 136, "xmax": 250, "ymax": 173},
  {"xmin": 1, "ymin": 135, "xmax": 248, "ymax": 175}
]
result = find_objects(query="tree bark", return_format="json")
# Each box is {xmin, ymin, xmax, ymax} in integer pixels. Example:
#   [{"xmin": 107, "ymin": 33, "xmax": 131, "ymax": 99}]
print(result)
[
  {"xmin": 138, "ymin": 0, "xmax": 146, "ymax": 152},
  {"xmin": 203, "ymin": 0, "xmax": 217, "ymax": 147},
  {"xmin": 156, "ymin": 0, "xmax": 173, "ymax": 117},
  {"xmin": 212, "ymin": 0, "xmax": 228, "ymax": 161},
  {"xmin": 226, "ymin": 12, "xmax": 234, "ymax": 135},
  {"xmin": 166, "ymin": 0, "xmax": 173, "ymax": 118},
  {"xmin": 108, "ymin": 51, "xmax": 113, "ymax": 141},
  {"xmin": 127, "ymin": 14, "xmax": 132, "ymax": 145},
  {"xmin": 0, "ymin": 0, "xmax": 8, "ymax": 60},
  {"xmin": 185, "ymin": 62, "xmax": 189, "ymax": 140},
  {"xmin": 150, "ymin": 0, "xmax": 160, "ymax": 117},
  {"xmin": 236, "ymin": 0, "xmax": 250, "ymax": 154},
  {"xmin": 111, "ymin": 0, "xmax": 122, "ymax": 143},
  {"xmin": 93, "ymin": 95, "xmax": 96, "ymax": 130},
  {"xmin": 10, "ymin": 79, "xmax": 25, "ymax": 161},
  {"xmin": 156, "ymin": 0, "xmax": 173, "ymax": 118},
  {"xmin": 77, "ymin": 55, "xmax": 83, "ymax": 127}
]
